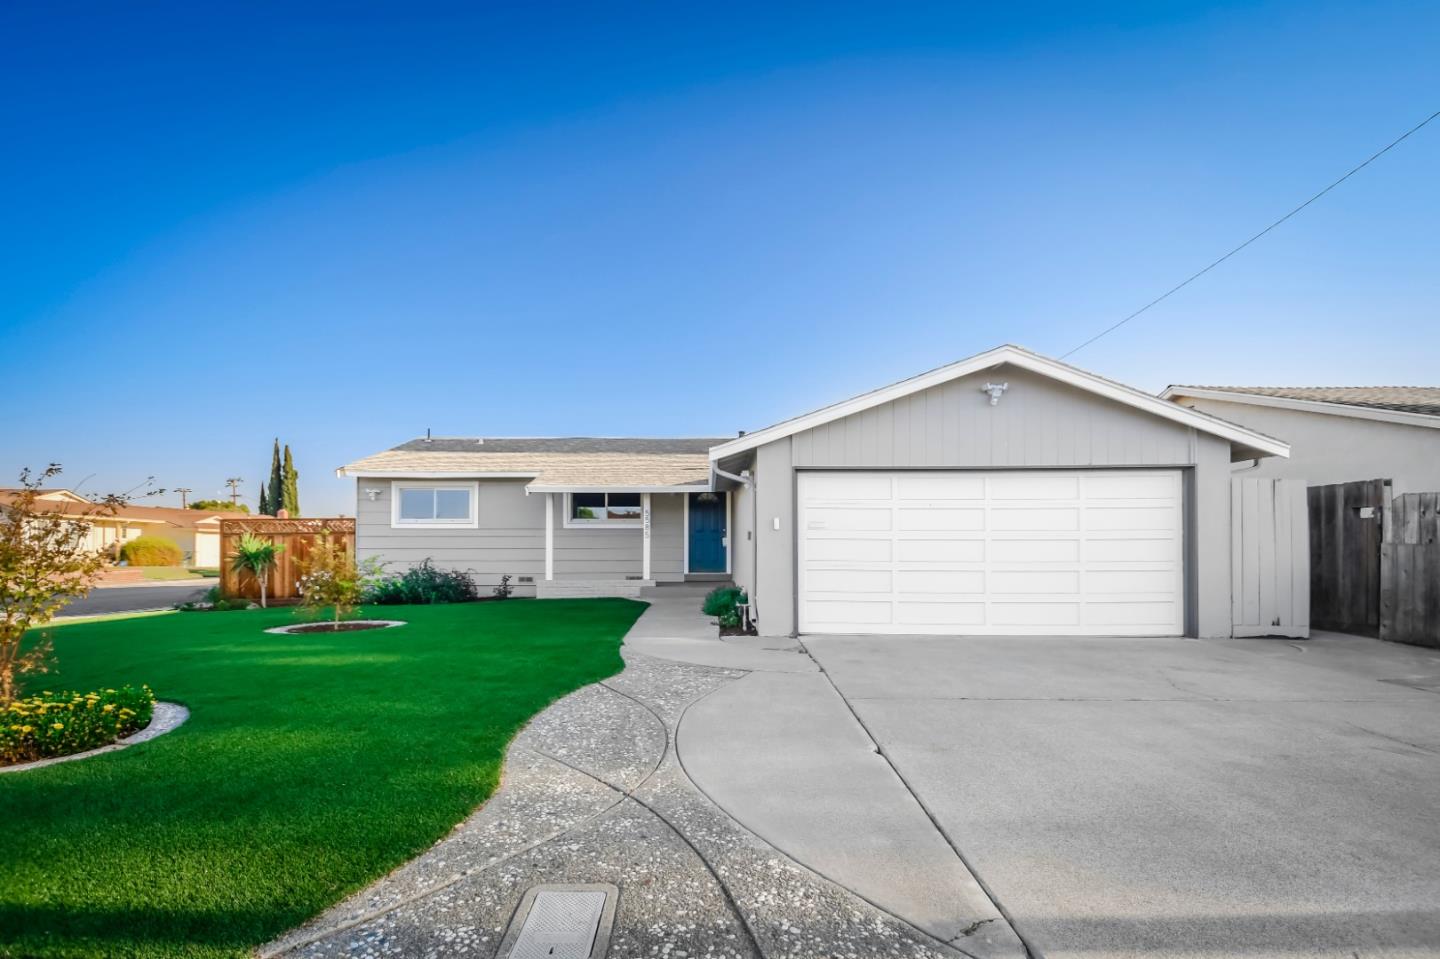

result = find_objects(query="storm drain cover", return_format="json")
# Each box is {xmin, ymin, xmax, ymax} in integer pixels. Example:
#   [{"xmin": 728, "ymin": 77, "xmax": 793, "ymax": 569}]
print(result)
[{"xmin": 499, "ymin": 883, "xmax": 618, "ymax": 959}]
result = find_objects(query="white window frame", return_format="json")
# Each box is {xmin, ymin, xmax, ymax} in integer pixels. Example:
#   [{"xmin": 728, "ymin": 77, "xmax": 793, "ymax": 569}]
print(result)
[
  {"xmin": 563, "ymin": 492, "xmax": 644, "ymax": 528},
  {"xmin": 390, "ymin": 480, "xmax": 479, "ymax": 529}
]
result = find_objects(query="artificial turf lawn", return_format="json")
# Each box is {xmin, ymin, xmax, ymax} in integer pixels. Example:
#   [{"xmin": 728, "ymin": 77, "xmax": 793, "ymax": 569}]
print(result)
[{"xmin": 1, "ymin": 598, "xmax": 645, "ymax": 959}]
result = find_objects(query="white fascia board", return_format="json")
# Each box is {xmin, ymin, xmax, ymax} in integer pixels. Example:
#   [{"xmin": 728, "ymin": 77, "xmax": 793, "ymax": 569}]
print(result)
[
  {"xmin": 1161, "ymin": 387, "xmax": 1440, "ymax": 431},
  {"xmin": 709, "ymin": 344, "xmax": 1291, "ymax": 460},
  {"xmin": 337, "ymin": 470, "xmax": 541, "ymax": 479},
  {"xmin": 530, "ymin": 483, "xmax": 709, "ymax": 493}
]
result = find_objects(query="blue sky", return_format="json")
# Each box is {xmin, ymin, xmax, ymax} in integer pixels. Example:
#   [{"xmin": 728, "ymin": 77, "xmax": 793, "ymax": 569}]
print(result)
[{"xmin": 3, "ymin": 1, "xmax": 1437, "ymax": 516}]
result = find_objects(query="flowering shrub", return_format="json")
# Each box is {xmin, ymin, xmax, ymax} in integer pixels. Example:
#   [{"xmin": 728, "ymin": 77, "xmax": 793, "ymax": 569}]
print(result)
[
  {"xmin": 2, "ymin": 685, "xmax": 156, "ymax": 766},
  {"xmin": 366, "ymin": 559, "xmax": 478, "ymax": 605},
  {"xmin": 295, "ymin": 535, "xmax": 379, "ymax": 625}
]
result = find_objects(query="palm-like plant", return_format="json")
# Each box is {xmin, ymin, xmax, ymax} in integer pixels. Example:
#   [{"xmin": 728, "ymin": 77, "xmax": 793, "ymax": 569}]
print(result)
[{"xmin": 230, "ymin": 533, "xmax": 283, "ymax": 608}]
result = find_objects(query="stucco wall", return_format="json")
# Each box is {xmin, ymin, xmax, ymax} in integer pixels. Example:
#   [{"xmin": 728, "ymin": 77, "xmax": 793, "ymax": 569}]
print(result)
[
  {"xmin": 355, "ymin": 479, "xmax": 686, "ymax": 595},
  {"xmin": 1174, "ymin": 397, "xmax": 1440, "ymax": 496}
]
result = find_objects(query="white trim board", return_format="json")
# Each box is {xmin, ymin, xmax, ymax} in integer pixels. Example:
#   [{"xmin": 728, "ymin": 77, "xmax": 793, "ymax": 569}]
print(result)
[
  {"xmin": 709, "ymin": 344, "xmax": 1291, "ymax": 462},
  {"xmin": 1161, "ymin": 387, "xmax": 1440, "ymax": 431}
]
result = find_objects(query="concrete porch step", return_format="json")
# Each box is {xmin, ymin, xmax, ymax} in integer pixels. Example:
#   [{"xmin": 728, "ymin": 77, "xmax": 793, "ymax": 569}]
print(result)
[
  {"xmin": 537, "ymin": 580, "xmax": 653, "ymax": 599},
  {"xmin": 639, "ymin": 581, "xmax": 734, "ymax": 599}
]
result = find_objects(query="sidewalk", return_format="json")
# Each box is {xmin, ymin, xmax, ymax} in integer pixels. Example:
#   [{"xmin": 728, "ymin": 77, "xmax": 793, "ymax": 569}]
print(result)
[{"xmin": 265, "ymin": 595, "xmax": 1025, "ymax": 959}]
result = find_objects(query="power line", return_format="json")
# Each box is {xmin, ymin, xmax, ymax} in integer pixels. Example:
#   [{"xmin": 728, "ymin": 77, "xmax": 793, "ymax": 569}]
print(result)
[{"xmin": 1061, "ymin": 107, "xmax": 1440, "ymax": 360}]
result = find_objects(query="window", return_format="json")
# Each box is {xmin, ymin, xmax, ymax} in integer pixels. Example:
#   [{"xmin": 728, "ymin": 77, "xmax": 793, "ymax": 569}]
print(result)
[
  {"xmin": 391, "ymin": 482, "xmax": 478, "ymax": 527},
  {"xmin": 567, "ymin": 492, "xmax": 642, "ymax": 526}
]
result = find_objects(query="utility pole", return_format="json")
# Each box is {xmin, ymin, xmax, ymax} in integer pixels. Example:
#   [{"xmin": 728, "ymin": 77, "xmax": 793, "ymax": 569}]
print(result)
[
  {"xmin": 175, "ymin": 487, "xmax": 193, "ymax": 509},
  {"xmin": 224, "ymin": 477, "xmax": 243, "ymax": 506}
]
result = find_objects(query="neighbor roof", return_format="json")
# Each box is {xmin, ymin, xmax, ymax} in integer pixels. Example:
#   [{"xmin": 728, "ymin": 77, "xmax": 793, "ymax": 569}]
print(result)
[
  {"xmin": 338, "ymin": 437, "xmax": 733, "ymax": 491},
  {"xmin": 1162, "ymin": 385, "xmax": 1440, "ymax": 419},
  {"xmin": 709, "ymin": 344, "xmax": 1291, "ymax": 462}
]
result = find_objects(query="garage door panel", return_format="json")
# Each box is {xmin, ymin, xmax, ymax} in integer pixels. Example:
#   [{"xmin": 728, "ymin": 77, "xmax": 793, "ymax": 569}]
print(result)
[
  {"xmin": 798, "ymin": 470, "xmax": 1183, "ymax": 636},
  {"xmin": 989, "ymin": 570, "xmax": 1080, "ymax": 594},
  {"xmin": 806, "ymin": 569, "xmax": 892, "ymax": 593},
  {"xmin": 989, "ymin": 538, "xmax": 1080, "ymax": 563},
  {"xmin": 895, "ymin": 602, "xmax": 987, "ymax": 626},
  {"xmin": 988, "ymin": 474, "xmax": 1080, "ymax": 499},
  {"xmin": 1086, "ymin": 538, "xmax": 1175, "ymax": 563},
  {"xmin": 990, "ymin": 507, "xmax": 1080, "ymax": 531},
  {"xmin": 807, "ymin": 507, "xmax": 892, "ymax": 531},
  {"xmin": 897, "ymin": 539, "xmax": 985, "ymax": 563},
  {"xmin": 991, "ymin": 603, "xmax": 1081, "ymax": 626},
  {"xmin": 895, "ymin": 474, "xmax": 984, "ymax": 500},
  {"xmin": 1086, "ymin": 506, "xmax": 1177, "ymax": 531},
  {"xmin": 1085, "ymin": 601, "xmax": 1179, "ymax": 626},
  {"xmin": 895, "ymin": 570, "xmax": 986, "ymax": 595},
  {"xmin": 806, "ymin": 538, "xmax": 893, "ymax": 562},
  {"xmin": 898, "ymin": 508, "xmax": 984, "ymax": 531}
]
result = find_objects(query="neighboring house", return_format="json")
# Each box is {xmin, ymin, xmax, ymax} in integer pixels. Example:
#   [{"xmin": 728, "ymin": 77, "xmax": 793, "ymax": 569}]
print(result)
[
  {"xmin": 0, "ymin": 489, "xmax": 229, "ymax": 566},
  {"xmin": 1160, "ymin": 386, "xmax": 1440, "ymax": 496},
  {"xmin": 341, "ymin": 345, "xmax": 1292, "ymax": 639}
]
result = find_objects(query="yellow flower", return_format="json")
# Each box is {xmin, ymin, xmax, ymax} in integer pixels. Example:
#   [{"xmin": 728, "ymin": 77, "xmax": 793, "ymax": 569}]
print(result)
[
  {"xmin": 103, "ymin": 704, "xmax": 115, "ymax": 713},
  {"xmin": 51, "ymin": 723, "xmax": 64, "ymax": 730}
]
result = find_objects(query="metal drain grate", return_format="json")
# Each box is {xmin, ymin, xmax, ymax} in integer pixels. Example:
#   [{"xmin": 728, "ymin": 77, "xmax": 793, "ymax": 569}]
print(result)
[{"xmin": 499, "ymin": 884, "xmax": 618, "ymax": 959}]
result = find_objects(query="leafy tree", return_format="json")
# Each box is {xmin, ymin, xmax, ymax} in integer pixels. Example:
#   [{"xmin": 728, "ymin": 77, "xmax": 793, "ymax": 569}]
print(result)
[
  {"xmin": 230, "ymin": 533, "xmax": 283, "ymax": 608},
  {"xmin": 294, "ymin": 531, "xmax": 376, "ymax": 627},
  {"xmin": 190, "ymin": 499, "xmax": 249, "ymax": 514},
  {"xmin": 0, "ymin": 465, "xmax": 141, "ymax": 702},
  {"xmin": 281, "ymin": 444, "xmax": 300, "ymax": 517},
  {"xmin": 266, "ymin": 439, "xmax": 283, "ymax": 519}
]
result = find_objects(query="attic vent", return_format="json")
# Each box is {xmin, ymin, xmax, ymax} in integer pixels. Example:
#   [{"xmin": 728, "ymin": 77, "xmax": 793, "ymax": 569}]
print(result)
[{"xmin": 517, "ymin": 575, "xmax": 534, "ymax": 583}]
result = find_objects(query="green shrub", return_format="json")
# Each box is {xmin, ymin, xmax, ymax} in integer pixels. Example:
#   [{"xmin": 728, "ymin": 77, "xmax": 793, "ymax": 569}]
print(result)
[
  {"xmin": 701, "ymin": 586, "xmax": 744, "ymax": 617},
  {"xmin": 366, "ymin": 559, "xmax": 478, "ymax": 605},
  {"xmin": 120, "ymin": 536, "xmax": 184, "ymax": 567},
  {"xmin": 2, "ymin": 685, "xmax": 155, "ymax": 766}
]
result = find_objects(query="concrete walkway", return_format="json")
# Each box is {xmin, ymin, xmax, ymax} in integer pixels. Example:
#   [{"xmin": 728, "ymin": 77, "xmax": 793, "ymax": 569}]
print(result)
[{"xmin": 265, "ymin": 596, "xmax": 1025, "ymax": 959}]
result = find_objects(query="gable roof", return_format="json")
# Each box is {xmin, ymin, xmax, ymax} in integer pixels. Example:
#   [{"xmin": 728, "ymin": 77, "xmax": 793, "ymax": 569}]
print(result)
[
  {"xmin": 709, "ymin": 344, "xmax": 1291, "ymax": 461},
  {"xmin": 1161, "ymin": 385, "xmax": 1440, "ymax": 429},
  {"xmin": 338, "ymin": 437, "xmax": 731, "ymax": 491}
]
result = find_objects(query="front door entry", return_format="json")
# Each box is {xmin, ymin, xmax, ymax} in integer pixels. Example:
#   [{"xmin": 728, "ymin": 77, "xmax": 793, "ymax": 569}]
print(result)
[{"xmin": 687, "ymin": 493, "xmax": 727, "ymax": 573}]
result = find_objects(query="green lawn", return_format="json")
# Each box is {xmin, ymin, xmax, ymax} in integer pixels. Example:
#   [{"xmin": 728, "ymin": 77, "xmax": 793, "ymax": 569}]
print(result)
[
  {"xmin": 1, "ymin": 599, "xmax": 644, "ymax": 959},
  {"xmin": 139, "ymin": 568, "xmax": 206, "ymax": 581}
]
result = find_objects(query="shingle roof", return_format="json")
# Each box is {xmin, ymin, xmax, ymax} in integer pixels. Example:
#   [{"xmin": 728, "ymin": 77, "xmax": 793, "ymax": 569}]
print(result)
[
  {"xmin": 340, "ymin": 438, "xmax": 732, "ymax": 489},
  {"xmin": 1171, "ymin": 386, "xmax": 1440, "ymax": 417}
]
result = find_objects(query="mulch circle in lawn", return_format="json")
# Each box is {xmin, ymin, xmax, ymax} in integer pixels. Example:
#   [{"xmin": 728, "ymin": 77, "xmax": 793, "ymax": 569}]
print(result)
[{"xmin": 263, "ymin": 620, "xmax": 407, "ymax": 635}]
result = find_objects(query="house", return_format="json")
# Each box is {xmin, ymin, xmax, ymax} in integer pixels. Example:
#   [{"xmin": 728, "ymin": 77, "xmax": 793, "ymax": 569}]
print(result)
[
  {"xmin": 341, "ymin": 345, "xmax": 1295, "ymax": 639},
  {"xmin": 1161, "ymin": 385, "xmax": 1440, "ymax": 496},
  {"xmin": 0, "ymin": 488, "xmax": 162, "ymax": 555},
  {"xmin": 0, "ymin": 489, "xmax": 230, "ymax": 567}
]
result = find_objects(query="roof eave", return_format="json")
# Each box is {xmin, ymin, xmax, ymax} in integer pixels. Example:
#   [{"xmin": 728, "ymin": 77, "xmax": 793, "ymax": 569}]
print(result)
[
  {"xmin": 709, "ymin": 345, "xmax": 1290, "ymax": 460},
  {"xmin": 1162, "ymin": 387, "xmax": 1440, "ymax": 431}
]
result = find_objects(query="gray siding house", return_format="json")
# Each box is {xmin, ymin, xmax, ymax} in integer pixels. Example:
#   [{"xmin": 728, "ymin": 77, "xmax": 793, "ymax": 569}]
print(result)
[
  {"xmin": 1161, "ymin": 386, "xmax": 1440, "ymax": 496},
  {"xmin": 340, "ymin": 345, "xmax": 1292, "ymax": 639}
]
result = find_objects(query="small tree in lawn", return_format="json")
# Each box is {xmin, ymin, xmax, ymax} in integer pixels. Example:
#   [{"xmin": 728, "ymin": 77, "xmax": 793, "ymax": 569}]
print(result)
[
  {"xmin": 294, "ymin": 531, "xmax": 371, "ymax": 628},
  {"xmin": 230, "ymin": 533, "xmax": 283, "ymax": 608},
  {"xmin": 0, "ymin": 465, "xmax": 137, "ymax": 703}
]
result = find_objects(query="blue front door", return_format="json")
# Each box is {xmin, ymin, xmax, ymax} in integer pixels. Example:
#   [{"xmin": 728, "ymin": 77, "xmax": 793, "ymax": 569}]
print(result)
[{"xmin": 688, "ymin": 493, "xmax": 727, "ymax": 573}]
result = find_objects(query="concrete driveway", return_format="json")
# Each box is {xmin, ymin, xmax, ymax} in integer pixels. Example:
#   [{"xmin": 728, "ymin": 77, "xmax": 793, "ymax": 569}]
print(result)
[{"xmin": 803, "ymin": 631, "xmax": 1440, "ymax": 958}]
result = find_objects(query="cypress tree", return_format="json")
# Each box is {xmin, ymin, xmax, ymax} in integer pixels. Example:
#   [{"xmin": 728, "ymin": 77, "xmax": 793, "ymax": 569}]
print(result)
[
  {"xmin": 282, "ymin": 444, "xmax": 300, "ymax": 517},
  {"xmin": 258, "ymin": 485, "xmax": 270, "ymax": 516},
  {"xmin": 267, "ymin": 439, "xmax": 283, "ymax": 516}
]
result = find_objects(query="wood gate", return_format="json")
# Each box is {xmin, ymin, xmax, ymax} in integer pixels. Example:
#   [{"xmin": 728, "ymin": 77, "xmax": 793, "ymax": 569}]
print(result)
[
  {"xmin": 1381, "ymin": 493, "xmax": 1440, "ymax": 648},
  {"xmin": 1308, "ymin": 479, "xmax": 1388, "ymax": 636},
  {"xmin": 1232, "ymin": 478, "xmax": 1310, "ymax": 638}
]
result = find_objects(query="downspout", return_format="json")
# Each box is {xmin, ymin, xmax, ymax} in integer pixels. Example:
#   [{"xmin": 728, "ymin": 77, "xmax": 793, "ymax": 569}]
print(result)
[
  {"xmin": 711, "ymin": 463, "xmax": 755, "ymax": 627},
  {"xmin": 1231, "ymin": 458, "xmax": 1263, "ymax": 473}
]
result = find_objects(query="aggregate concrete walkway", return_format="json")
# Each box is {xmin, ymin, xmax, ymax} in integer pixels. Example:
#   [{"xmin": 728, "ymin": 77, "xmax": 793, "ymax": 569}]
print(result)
[{"xmin": 265, "ymin": 597, "xmax": 1025, "ymax": 959}]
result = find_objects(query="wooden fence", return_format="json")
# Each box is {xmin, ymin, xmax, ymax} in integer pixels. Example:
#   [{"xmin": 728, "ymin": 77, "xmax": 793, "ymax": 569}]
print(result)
[
  {"xmin": 1232, "ymin": 477, "xmax": 1309, "ymax": 638},
  {"xmin": 1381, "ymin": 493, "xmax": 1440, "ymax": 648},
  {"xmin": 1308, "ymin": 478, "xmax": 1388, "ymax": 636},
  {"xmin": 219, "ymin": 517, "xmax": 356, "ymax": 602}
]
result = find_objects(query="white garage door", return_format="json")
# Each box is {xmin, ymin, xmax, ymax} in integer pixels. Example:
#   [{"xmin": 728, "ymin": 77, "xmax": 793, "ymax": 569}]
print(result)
[{"xmin": 798, "ymin": 470, "xmax": 1184, "ymax": 636}]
